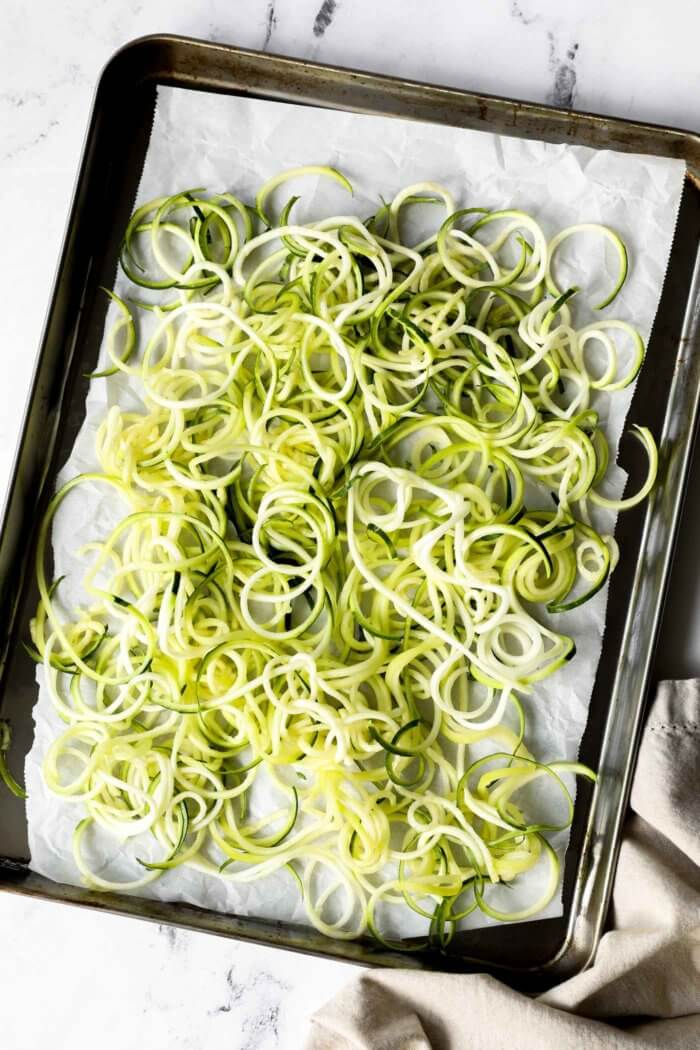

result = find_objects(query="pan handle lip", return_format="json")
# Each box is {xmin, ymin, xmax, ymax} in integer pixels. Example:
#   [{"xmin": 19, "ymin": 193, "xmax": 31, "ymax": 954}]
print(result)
[{"xmin": 96, "ymin": 33, "xmax": 700, "ymax": 178}]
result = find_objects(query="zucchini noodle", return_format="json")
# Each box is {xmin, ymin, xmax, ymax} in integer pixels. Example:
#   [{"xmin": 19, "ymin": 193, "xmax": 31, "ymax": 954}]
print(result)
[{"xmin": 28, "ymin": 168, "xmax": 656, "ymax": 946}]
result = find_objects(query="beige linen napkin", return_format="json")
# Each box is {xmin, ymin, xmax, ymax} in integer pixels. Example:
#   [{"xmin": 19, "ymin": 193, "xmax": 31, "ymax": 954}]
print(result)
[{"xmin": 306, "ymin": 680, "xmax": 700, "ymax": 1050}]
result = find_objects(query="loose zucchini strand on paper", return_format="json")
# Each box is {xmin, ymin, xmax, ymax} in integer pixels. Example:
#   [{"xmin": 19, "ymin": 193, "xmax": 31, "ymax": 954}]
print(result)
[
  {"xmin": 30, "ymin": 168, "xmax": 656, "ymax": 943},
  {"xmin": 0, "ymin": 720, "xmax": 26, "ymax": 799}
]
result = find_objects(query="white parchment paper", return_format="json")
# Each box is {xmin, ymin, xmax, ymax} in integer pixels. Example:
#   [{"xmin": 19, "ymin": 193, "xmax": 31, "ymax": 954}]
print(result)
[{"xmin": 25, "ymin": 87, "xmax": 685, "ymax": 933}]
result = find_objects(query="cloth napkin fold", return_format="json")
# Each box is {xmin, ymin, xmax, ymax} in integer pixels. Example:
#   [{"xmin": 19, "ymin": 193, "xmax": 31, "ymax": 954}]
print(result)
[{"xmin": 306, "ymin": 680, "xmax": 700, "ymax": 1050}]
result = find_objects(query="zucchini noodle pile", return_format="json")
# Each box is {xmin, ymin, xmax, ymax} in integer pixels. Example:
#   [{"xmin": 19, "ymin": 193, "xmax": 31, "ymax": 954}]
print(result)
[{"xmin": 29, "ymin": 168, "xmax": 657, "ymax": 947}]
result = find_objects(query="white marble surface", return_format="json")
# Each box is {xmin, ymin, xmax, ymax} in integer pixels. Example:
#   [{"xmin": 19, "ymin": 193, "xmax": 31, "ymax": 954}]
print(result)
[{"xmin": 1, "ymin": 2, "xmax": 700, "ymax": 1047}]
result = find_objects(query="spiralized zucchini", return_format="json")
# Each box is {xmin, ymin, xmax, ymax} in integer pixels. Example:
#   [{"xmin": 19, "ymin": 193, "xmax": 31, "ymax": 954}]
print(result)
[{"xmin": 28, "ymin": 169, "xmax": 656, "ymax": 947}]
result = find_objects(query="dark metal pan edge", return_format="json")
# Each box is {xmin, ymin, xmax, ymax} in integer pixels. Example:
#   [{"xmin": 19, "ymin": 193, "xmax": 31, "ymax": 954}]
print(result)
[{"xmin": 102, "ymin": 34, "xmax": 700, "ymax": 177}]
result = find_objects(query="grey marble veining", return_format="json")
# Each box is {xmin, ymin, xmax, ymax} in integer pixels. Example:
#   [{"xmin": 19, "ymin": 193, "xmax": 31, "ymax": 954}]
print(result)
[{"xmin": 1, "ymin": 2, "xmax": 700, "ymax": 1047}]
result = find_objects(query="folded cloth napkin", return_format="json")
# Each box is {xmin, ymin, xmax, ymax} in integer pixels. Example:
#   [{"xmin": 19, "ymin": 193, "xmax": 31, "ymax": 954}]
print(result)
[{"xmin": 306, "ymin": 680, "xmax": 700, "ymax": 1050}]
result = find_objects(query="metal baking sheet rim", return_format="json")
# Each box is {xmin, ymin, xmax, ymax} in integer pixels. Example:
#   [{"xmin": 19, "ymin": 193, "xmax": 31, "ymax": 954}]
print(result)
[{"xmin": 1, "ymin": 35, "xmax": 699, "ymax": 986}]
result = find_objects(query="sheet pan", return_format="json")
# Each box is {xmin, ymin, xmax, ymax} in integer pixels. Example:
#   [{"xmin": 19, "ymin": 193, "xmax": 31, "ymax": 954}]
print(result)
[{"xmin": 1, "ymin": 35, "xmax": 699, "ymax": 988}]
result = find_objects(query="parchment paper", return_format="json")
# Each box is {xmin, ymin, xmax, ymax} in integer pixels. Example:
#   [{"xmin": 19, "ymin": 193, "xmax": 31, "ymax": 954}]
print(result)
[{"xmin": 25, "ymin": 87, "xmax": 685, "ymax": 933}]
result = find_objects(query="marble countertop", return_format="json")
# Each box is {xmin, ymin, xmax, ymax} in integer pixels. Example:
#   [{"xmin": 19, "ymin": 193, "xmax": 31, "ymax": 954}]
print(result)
[{"xmin": 1, "ymin": 2, "xmax": 699, "ymax": 1047}]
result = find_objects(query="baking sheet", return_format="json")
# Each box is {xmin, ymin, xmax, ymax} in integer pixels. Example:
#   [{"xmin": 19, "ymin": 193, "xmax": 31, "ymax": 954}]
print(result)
[{"xmin": 24, "ymin": 86, "xmax": 685, "ymax": 934}]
